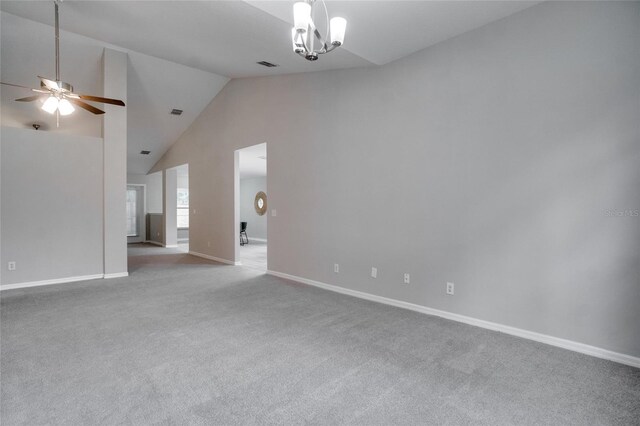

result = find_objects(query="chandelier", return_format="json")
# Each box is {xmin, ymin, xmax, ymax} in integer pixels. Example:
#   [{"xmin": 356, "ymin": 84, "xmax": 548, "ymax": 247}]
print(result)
[{"xmin": 291, "ymin": 0, "xmax": 347, "ymax": 61}]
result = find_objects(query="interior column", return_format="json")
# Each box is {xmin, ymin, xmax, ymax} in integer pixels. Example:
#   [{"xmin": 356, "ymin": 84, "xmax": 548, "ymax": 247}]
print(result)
[
  {"xmin": 163, "ymin": 168, "xmax": 178, "ymax": 248},
  {"xmin": 102, "ymin": 48, "xmax": 128, "ymax": 277}
]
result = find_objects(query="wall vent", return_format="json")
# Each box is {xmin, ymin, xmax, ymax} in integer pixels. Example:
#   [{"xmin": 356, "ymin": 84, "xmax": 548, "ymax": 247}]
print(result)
[
  {"xmin": 170, "ymin": 109, "xmax": 183, "ymax": 115},
  {"xmin": 140, "ymin": 150, "xmax": 151, "ymax": 155},
  {"xmin": 257, "ymin": 61, "xmax": 279, "ymax": 68}
]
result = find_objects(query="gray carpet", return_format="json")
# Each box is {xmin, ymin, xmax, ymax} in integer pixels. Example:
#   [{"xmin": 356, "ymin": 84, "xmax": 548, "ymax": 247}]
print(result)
[{"xmin": 1, "ymin": 249, "xmax": 639, "ymax": 425}]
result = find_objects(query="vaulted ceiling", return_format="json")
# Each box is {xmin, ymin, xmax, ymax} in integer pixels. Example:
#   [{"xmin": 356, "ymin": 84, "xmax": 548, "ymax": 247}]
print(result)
[{"xmin": 0, "ymin": 1, "xmax": 541, "ymax": 173}]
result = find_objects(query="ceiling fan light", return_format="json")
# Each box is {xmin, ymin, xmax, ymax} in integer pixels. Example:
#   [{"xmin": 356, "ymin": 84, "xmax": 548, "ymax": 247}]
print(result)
[
  {"xmin": 58, "ymin": 98, "xmax": 75, "ymax": 116},
  {"xmin": 293, "ymin": 2, "xmax": 311, "ymax": 31},
  {"xmin": 42, "ymin": 96, "xmax": 59, "ymax": 114},
  {"xmin": 330, "ymin": 17, "xmax": 347, "ymax": 45}
]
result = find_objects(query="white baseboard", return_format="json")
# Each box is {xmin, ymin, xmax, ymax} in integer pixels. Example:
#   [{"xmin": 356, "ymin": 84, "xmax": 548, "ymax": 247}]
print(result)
[
  {"xmin": 189, "ymin": 251, "xmax": 241, "ymax": 266},
  {"xmin": 104, "ymin": 272, "xmax": 129, "ymax": 279},
  {"xmin": 1, "ymin": 274, "xmax": 105, "ymax": 291},
  {"xmin": 266, "ymin": 270, "xmax": 640, "ymax": 369},
  {"xmin": 248, "ymin": 238, "xmax": 267, "ymax": 243},
  {"xmin": 144, "ymin": 240, "xmax": 164, "ymax": 247},
  {"xmin": 164, "ymin": 244, "xmax": 178, "ymax": 248}
]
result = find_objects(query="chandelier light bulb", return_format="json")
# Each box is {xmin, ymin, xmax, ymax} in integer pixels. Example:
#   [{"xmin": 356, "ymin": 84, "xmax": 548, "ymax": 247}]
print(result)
[
  {"xmin": 293, "ymin": 2, "xmax": 311, "ymax": 32},
  {"xmin": 330, "ymin": 17, "xmax": 347, "ymax": 45},
  {"xmin": 42, "ymin": 96, "xmax": 59, "ymax": 114},
  {"xmin": 57, "ymin": 98, "xmax": 75, "ymax": 116}
]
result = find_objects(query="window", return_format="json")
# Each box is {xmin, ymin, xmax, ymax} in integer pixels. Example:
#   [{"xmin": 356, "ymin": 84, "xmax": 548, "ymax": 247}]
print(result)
[
  {"xmin": 177, "ymin": 188, "xmax": 189, "ymax": 228},
  {"xmin": 126, "ymin": 188, "xmax": 138, "ymax": 236}
]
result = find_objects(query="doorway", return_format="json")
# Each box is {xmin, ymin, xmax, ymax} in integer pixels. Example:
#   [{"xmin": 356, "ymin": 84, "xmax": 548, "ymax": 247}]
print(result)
[
  {"xmin": 126, "ymin": 184, "xmax": 145, "ymax": 244},
  {"xmin": 176, "ymin": 164, "xmax": 189, "ymax": 252},
  {"xmin": 235, "ymin": 143, "xmax": 267, "ymax": 270}
]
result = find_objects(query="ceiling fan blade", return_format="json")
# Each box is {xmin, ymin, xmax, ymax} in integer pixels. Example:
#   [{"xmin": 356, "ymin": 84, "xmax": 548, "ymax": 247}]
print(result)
[
  {"xmin": 38, "ymin": 76, "xmax": 59, "ymax": 90},
  {"xmin": 15, "ymin": 95, "xmax": 44, "ymax": 102},
  {"xmin": 1, "ymin": 81, "xmax": 39, "ymax": 90},
  {"xmin": 77, "ymin": 94, "xmax": 125, "ymax": 106},
  {"xmin": 68, "ymin": 98, "xmax": 105, "ymax": 115}
]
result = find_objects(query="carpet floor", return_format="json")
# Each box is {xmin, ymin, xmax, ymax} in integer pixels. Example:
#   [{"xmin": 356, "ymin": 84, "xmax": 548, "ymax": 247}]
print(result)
[{"xmin": 1, "ymin": 249, "xmax": 639, "ymax": 425}]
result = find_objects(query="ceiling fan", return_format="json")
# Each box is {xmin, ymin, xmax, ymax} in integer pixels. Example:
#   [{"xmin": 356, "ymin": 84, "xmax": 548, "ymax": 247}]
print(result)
[{"xmin": 0, "ymin": 0, "xmax": 125, "ymax": 126}]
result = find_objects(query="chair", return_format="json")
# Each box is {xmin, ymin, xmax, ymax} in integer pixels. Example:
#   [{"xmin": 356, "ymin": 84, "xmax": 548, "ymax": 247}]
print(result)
[{"xmin": 240, "ymin": 221, "xmax": 249, "ymax": 246}]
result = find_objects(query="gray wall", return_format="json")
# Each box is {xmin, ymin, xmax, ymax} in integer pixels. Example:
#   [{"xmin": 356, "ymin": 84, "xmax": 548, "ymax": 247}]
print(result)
[
  {"xmin": 127, "ymin": 172, "xmax": 163, "ymax": 214},
  {"xmin": 1, "ymin": 127, "xmax": 104, "ymax": 284},
  {"xmin": 150, "ymin": 2, "xmax": 640, "ymax": 358},
  {"xmin": 240, "ymin": 177, "xmax": 267, "ymax": 240}
]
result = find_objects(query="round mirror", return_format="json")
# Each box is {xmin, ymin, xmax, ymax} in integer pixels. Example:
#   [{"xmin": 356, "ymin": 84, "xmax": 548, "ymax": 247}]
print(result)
[{"xmin": 254, "ymin": 191, "xmax": 267, "ymax": 216}]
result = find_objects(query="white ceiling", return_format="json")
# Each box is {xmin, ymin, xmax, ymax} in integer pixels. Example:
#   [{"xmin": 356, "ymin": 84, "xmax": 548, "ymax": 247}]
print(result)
[
  {"xmin": 0, "ymin": 1, "xmax": 542, "ymax": 174},
  {"xmin": 239, "ymin": 143, "xmax": 267, "ymax": 179},
  {"xmin": 1, "ymin": 1, "xmax": 541, "ymax": 78},
  {"xmin": 0, "ymin": 11, "xmax": 228, "ymax": 174},
  {"xmin": 126, "ymin": 53, "xmax": 228, "ymax": 174}
]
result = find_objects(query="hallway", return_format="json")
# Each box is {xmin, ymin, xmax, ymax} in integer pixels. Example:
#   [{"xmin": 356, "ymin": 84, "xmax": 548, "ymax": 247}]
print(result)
[{"xmin": 239, "ymin": 240, "xmax": 267, "ymax": 271}]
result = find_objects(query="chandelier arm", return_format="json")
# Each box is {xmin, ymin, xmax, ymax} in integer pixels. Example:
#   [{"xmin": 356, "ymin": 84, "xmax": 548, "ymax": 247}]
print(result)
[
  {"xmin": 299, "ymin": 30, "xmax": 311, "ymax": 54},
  {"xmin": 321, "ymin": 0, "xmax": 330, "ymax": 44},
  {"xmin": 324, "ymin": 43, "xmax": 340, "ymax": 53},
  {"xmin": 312, "ymin": 27, "xmax": 329, "ymax": 53}
]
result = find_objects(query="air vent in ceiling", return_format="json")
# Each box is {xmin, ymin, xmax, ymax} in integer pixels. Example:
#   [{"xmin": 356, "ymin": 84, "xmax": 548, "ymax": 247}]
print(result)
[
  {"xmin": 140, "ymin": 150, "xmax": 151, "ymax": 155},
  {"xmin": 257, "ymin": 61, "xmax": 279, "ymax": 68},
  {"xmin": 257, "ymin": 155, "xmax": 267, "ymax": 160},
  {"xmin": 170, "ymin": 109, "xmax": 183, "ymax": 116}
]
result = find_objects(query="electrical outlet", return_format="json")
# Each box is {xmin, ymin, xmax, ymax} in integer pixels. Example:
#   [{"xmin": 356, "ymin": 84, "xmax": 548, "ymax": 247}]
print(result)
[
  {"xmin": 447, "ymin": 282, "xmax": 455, "ymax": 295},
  {"xmin": 334, "ymin": 263, "xmax": 339, "ymax": 273},
  {"xmin": 193, "ymin": 209, "xmax": 197, "ymax": 214},
  {"xmin": 404, "ymin": 273, "xmax": 410, "ymax": 284},
  {"xmin": 371, "ymin": 267, "xmax": 377, "ymax": 278},
  {"xmin": 271, "ymin": 209, "xmax": 277, "ymax": 217},
  {"xmin": 207, "ymin": 241, "xmax": 211, "ymax": 247},
  {"xmin": 8, "ymin": 261, "xmax": 16, "ymax": 271}
]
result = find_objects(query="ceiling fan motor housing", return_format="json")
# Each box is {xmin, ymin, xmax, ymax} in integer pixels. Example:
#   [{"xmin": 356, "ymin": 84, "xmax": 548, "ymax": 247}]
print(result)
[{"xmin": 41, "ymin": 80, "xmax": 73, "ymax": 93}]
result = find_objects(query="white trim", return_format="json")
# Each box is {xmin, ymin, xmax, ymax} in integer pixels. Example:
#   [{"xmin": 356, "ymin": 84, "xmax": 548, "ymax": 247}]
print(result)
[
  {"xmin": 1, "ymin": 274, "xmax": 104, "ymax": 291},
  {"xmin": 104, "ymin": 272, "xmax": 128, "ymax": 279},
  {"xmin": 248, "ymin": 237, "xmax": 267, "ymax": 243},
  {"xmin": 144, "ymin": 240, "xmax": 164, "ymax": 247},
  {"xmin": 266, "ymin": 270, "xmax": 640, "ymax": 369},
  {"xmin": 164, "ymin": 244, "xmax": 178, "ymax": 248},
  {"xmin": 189, "ymin": 251, "xmax": 241, "ymax": 266}
]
